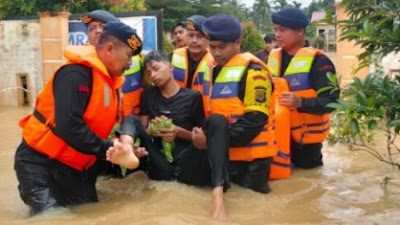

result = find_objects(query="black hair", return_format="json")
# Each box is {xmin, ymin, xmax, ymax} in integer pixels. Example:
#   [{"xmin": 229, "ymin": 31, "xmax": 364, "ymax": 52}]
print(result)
[
  {"xmin": 264, "ymin": 34, "xmax": 276, "ymax": 43},
  {"xmin": 171, "ymin": 21, "xmax": 187, "ymax": 32},
  {"xmin": 143, "ymin": 51, "xmax": 170, "ymax": 70}
]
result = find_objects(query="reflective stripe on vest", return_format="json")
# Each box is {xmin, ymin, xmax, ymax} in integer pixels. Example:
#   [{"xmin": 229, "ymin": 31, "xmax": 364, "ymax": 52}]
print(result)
[
  {"xmin": 204, "ymin": 53, "xmax": 277, "ymax": 161},
  {"xmin": 268, "ymin": 47, "xmax": 330, "ymax": 144},
  {"xmin": 122, "ymin": 55, "xmax": 143, "ymax": 116},
  {"xmin": 19, "ymin": 46, "xmax": 120, "ymax": 171},
  {"xmin": 171, "ymin": 48, "xmax": 210, "ymax": 92}
]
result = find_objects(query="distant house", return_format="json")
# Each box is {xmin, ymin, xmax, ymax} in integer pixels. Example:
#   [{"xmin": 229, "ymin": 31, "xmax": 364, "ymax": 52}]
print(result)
[{"xmin": 311, "ymin": 11, "xmax": 336, "ymax": 52}]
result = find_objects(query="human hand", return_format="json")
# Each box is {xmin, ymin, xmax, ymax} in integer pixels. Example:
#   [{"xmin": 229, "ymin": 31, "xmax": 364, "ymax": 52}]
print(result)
[
  {"xmin": 192, "ymin": 127, "xmax": 207, "ymax": 150},
  {"xmin": 133, "ymin": 146, "xmax": 148, "ymax": 158},
  {"xmin": 278, "ymin": 91, "xmax": 302, "ymax": 109}
]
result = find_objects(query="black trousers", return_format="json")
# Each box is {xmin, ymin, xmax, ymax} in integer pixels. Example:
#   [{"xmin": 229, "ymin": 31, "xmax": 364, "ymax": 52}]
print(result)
[
  {"xmin": 14, "ymin": 142, "xmax": 103, "ymax": 215},
  {"xmin": 121, "ymin": 114, "xmax": 271, "ymax": 193},
  {"xmin": 291, "ymin": 140, "xmax": 323, "ymax": 169}
]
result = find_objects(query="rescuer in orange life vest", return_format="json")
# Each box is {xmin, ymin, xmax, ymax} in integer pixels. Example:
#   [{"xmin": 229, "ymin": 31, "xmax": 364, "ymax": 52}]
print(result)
[
  {"xmin": 267, "ymin": 8, "xmax": 340, "ymax": 169},
  {"xmin": 14, "ymin": 21, "xmax": 142, "ymax": 216},
  {"xmin": 192, "ymin": 14, "xmax": 275, "ymax": 220},
  {"xmin": 170, "ymin": 15, "xmax": 213, "ymax": 93}
]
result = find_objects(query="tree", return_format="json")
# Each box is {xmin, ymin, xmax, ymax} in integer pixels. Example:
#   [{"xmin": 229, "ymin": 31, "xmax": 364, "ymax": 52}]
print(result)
[
  {"xmin": 241, "ymin": 20, "xmax": 264, "ymax": 53},
  {"xmin": 144, "ymin": 0, "xmax": 248, "ymax": 33},
  {"xmin": 110, "ymin": 0, "xmax": 147, "ymax": 13},
  {"xmin": 252, "ymin": 0, "xmax": 272, "ymax": 33},
  {"xmin": 339, "ymin": 0, "xmax": 400, "ymax": 70},
  {"xmin": 0, "ymin": 0, "xmax": 148, "ymax": 18},
  {"xmin": 326, "ymin": 0, "xmax": 400, "ymax": 168}
]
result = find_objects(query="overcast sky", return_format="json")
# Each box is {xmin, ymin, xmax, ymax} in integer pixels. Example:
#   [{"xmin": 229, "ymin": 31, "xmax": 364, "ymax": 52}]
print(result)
[{"xmin": 243, "ymin": 0, "xmax": 314, "ymax": 9}]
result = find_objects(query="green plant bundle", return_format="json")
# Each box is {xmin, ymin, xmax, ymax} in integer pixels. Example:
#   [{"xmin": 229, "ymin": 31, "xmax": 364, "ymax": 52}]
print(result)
[{"xmin": 149, "ymin": 118, "xmax": 175, "ymax": 163}]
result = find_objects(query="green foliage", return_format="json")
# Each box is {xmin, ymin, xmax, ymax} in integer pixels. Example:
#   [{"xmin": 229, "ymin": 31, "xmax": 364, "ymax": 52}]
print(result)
[
  {"xmin": 327, "ymin": 72, "xmax": 400, "ymax": 167},
  {"xmin": 251, "ymin": 0, "xmax": 273, "ymax": 33},
  {"xmin": 109, "ymin": 0, "xmax": 146, "ymax": 12},
  {"xmin": 0, "ymin": 0, "xmax": 147, "ymax": 18},
  {"xmin": 162, "ymin": 32, "xmax": 174, "ymax": 53},
  {"xmin": 145, "ymin": 0, "xmax": 247, "ymax": 32},
  {"xmin": 326, "ymin": 0, "xmax": 400, "ymax": 168},
  {"xmin": 340, "ymin": 0, "xmax": 400, "ymax": 71},
  {"xmin": 241, "ymin": 20, "xmax": 264, "ymax": 53}
]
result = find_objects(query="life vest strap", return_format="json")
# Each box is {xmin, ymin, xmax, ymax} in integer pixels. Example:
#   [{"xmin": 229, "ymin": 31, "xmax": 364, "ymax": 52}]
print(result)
[{"xmin": 33, "ymin": 109, "xmax": 56, "ymax": 133}]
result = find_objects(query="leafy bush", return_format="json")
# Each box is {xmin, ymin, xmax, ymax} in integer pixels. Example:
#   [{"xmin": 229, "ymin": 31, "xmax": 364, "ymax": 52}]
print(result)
[
  {"xmin": 241, "ymin": 20, "xmax": 264, "ymax": 53},
  {"xmin": 327, "ymin": 72, "xmax": 400, "ymax": 167}
]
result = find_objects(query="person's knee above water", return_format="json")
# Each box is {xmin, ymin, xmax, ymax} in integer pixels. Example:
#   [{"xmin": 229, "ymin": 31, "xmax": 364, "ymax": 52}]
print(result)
[
  {"xmin": 14, "ymin": 21, "xmax": 141, "ymax": 216},
  {"xmin": 267, "ymin": 8, "xmax": 340, "ymax": 169},
  {"xmin": 171, "ymin": 15, "xmax": 212, "ymax": 93},
  {"xmin": 107, "ymin": 51, "xmax": 232, "ymax": 219},
  {"xmin": 81, "ymin": 9, "xmax": 118, "ymax": 46},
  {"xmin": 109, "ymin": 51, "xmax": 206, "ymax": 177},
  {"xmin": 194, "ymin": 14, "xmax": 277, "ymax": 194}
]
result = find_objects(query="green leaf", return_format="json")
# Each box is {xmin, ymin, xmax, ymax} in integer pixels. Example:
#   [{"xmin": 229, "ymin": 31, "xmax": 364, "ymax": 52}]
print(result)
[
  {"xmin": 326, "ymin": 71, "xmax": 337, "ymax": 84},
  {"xmin": 363, "ymin": 19, "xmax": 373, "ymax": 34},
  {"xmin": 327, "ymin": 102, "xmax": 348, "ymax": 111},
  {"xmin": 389, "ymin": 119, "xmax": 400, "ymax": 128},
  {"xmin": 350, "ymin": 118, "xmax": 360, "ymax": 134},
  {"xmin": 368, "ymin": 120, "xmax": 377, "ymax": 130},
  {"xmin": 317, "ymin": 86, "xmax": 333, "ymax": 95}
]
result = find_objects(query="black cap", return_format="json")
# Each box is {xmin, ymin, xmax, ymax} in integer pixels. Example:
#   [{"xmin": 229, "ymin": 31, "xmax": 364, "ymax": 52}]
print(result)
[
  {"xmin": 103, "ymin": 21, "xmax": 142, "ymax": 55},
  {"xmin": 272, "ymin": 8, "xmax": 309, "ymax": 29},
  {"xmin": 81, "ymin": 10, "xmax": 118, "ymax": 26}
]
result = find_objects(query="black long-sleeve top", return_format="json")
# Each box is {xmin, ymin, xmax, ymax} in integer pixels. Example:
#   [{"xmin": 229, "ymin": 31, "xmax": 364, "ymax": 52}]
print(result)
[
  {"xmin": 52, "ymin": 64, "xmax": 114, "ymax": 159},
  {"xmin": 280, "ymin": 50, "xmax": 340, "ymax": 115}
]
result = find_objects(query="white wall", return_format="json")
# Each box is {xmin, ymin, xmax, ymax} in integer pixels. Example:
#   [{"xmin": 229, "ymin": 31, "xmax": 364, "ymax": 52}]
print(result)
[{"xmin": 0, "ymin": 20, "xmax": 42, "ymax": 106}]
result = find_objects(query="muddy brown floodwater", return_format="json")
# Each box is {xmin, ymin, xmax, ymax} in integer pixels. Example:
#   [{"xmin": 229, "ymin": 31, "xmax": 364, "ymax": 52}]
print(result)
[{"xmin": 1, "ymin": 106, "xmax": 399, "ymax": 225}]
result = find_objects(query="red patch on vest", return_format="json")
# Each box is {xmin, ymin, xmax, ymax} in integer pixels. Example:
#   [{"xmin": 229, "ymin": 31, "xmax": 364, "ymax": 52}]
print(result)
[
  {"xmin": 252, "ymin": 75, "xmax": 266, "ymax": 81},
  {"xmin": 319, "ymin": 65, "xmax": 334, "ymax": 71},
  {"xmin": 78, "ymin": 85, "xmax": 89, "ymax": 94}
]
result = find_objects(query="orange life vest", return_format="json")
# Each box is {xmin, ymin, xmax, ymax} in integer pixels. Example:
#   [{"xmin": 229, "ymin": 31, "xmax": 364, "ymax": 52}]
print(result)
[
  {"xmin": 269, "ymin": 77, "xmax": 292, "ymax": 180},
  {"xmin": 268, "ymin": 47, "xmax": 330, "ymax": 144},
  {"xmin": 19, "ymin": 45, "xmax": 124, "ymax": 171},
  {"xmin": 203, "ymin": 52, "xmax": 277, "ymax": 161},
  {"xmin": 121, "ymin": 55, "xmax": 143, "ymax": 116},
  {"xmin": 171, "ymin": 47, "xmax": 213, "ymax": 93}
]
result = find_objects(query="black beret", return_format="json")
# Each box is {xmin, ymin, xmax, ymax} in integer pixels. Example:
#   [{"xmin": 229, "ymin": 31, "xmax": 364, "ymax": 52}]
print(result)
[
  {"xmin": 187, "ymin": 15, "xmax": 207, "ymax": 35},
  {"xmin": 202, "ymin": 14, "xmax": 241, "ymax": 42},
  {"xmin": 81, "ymin": 10, "xmax": 118, "ymax": 26},
  {"xmin": 272, "ymin": 8, "xmax": 309, "ymax": 29},
  {"xmin": 103, "ymin": 21, "xmax": 142, "ymax": 55}
]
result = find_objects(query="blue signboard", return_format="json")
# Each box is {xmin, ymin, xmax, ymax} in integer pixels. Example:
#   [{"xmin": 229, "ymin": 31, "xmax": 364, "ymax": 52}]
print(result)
[{"xmin": 68, "ymin": 16, "xmax": 157, "ymax": 52}]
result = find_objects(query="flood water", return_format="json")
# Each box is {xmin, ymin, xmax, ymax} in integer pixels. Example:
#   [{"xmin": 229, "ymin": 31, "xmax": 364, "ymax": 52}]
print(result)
[{"xmin": 1, "ymin": 105, "xmax": 399, "ymax": 225}]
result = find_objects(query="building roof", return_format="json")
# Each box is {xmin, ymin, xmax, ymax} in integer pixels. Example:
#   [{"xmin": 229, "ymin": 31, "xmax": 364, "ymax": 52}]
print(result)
[{"xmin": 311, "ymin": 11, "xmax": 326, "ymax": 23}]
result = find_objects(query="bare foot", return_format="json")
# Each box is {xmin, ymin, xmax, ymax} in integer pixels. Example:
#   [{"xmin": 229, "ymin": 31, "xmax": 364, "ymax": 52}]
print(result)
[
  {"xmin": 106, "ymin": 141, "xmax": 139, "ymax": 169},
  {"xmin": 211, "ymin": 186, "xmax": 228, "ymax": 221}
]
